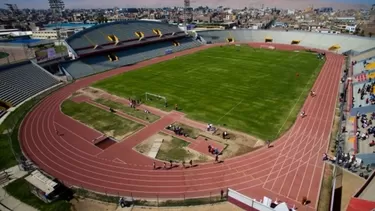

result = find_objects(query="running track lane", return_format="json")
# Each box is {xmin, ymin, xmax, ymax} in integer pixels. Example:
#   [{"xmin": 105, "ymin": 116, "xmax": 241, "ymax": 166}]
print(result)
[{"xmin": 19, "ymin": 43, "xmax": 344, "ymax": 211}]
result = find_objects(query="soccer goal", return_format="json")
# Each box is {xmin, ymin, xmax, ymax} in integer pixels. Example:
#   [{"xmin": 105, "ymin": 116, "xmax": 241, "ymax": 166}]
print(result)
[{"xmin": 145, "ymin": 92, "xmax": 168, "ymax": 107}]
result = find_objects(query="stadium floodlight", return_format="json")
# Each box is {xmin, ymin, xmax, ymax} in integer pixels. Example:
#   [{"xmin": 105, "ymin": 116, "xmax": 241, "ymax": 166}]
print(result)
[{"xmin": 49, "ymin": 0, "xmax": 65, "ymax": 16}]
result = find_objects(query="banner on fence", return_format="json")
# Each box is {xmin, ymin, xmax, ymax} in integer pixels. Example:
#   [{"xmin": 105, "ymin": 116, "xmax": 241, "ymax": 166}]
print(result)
[{"xmin": 165, "ymin": 49, "xmax": 173, "ymax": 55}]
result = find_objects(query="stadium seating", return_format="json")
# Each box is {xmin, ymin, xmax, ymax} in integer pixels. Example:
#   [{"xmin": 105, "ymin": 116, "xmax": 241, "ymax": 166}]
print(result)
[
  {"xmin": 197, "ymin": 30, "xmax": 375, "ymax": 53},
  {"xmin": 66, "ymin": 21, "xmax": 182, "ymax": 50},
  {"xmin": 0, "ymin": 61, "xmax": 60, "ymax": 118},
  {"xmin": 61, "ymin": 38, "xmax": 202, "ymax": 79}
]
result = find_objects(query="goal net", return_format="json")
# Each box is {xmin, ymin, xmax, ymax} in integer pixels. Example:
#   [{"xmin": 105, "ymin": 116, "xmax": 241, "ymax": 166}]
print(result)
[
  {"xmin": 260, "ymin": 45, "xmax": 276, "ymax": 50},
  {"xmin": 145, "ymin": 92, "xmax": 168, "ymax": 107}
]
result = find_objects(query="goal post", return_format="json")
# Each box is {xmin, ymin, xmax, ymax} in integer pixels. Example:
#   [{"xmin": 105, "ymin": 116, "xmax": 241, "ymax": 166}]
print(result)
[{"xmin": 145, "ymin": 92, "xmax": 168, "ymax": 107}]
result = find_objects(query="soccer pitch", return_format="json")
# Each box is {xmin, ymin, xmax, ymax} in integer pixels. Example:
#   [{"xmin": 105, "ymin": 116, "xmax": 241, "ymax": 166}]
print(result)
[{"xmin": 93, "ymin": 45, "xmax": 323, "ymax": 140}]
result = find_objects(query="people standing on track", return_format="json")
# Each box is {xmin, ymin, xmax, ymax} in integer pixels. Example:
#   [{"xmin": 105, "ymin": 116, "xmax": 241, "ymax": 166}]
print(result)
[
  {"xmin": 189, "ymin": 160, "xmax": 193, "ymax": 167},
  {"xmin": 310, "ymin": 91, "xmax": 316, "ymax": 97},
  {"xmin": 153, "ymin": 162, "xmax": 156, "ymax": 169},
  {"xmin": 300, "ymin": 110, "xmax": 306, "ymax": 118},
  {"xmin": 163, "ymin": 162, "xmax": 166, "ymax": 169},
  {"xmin": 182, "ymin": 161, "xmax": 185, "ymax": 168},
  {"xmin": 267, "ymin": 140, "xmax": 271, "ymax": 148},
  {"xmin": 169, "ymin": 160, "xmax": 173, "ymax": 168}
]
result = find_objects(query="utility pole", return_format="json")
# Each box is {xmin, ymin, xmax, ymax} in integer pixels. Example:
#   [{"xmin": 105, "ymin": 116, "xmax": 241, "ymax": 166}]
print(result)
[{"xmin": 183, "ymin": 0, "xmax": 190, "ymax": 33}]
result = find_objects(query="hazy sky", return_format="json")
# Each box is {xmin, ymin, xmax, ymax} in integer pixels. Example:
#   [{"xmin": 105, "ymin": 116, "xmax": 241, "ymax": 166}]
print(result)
[{"xmin": 1, "ymin": 0, "xmax": 374, "ymax": 9}]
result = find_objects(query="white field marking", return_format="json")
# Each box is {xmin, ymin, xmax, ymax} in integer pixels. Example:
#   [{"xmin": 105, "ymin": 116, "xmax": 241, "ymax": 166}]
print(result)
[
  {"xmin": 274, "ymin": 63, "xmax": 323, "ymax": 138},
  {"xmin": 216, "ymin": 99, "xmax": 244, "ymax": 123}
]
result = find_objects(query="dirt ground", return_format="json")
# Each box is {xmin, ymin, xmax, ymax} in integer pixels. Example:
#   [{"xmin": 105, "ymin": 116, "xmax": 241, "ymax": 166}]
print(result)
[
  {"xmin": 71, "ymin": 198, "xmax": 117, "ymax": 211},
  {"xmin": 134, "ymin": 133, "xmax": 212, "ymax": 162},
  {"xmin": 135, "ymin": 133, "xmax": 173, "ymax": 154},
  {"xmin": 70, "ymin": 198, "xmax": 243, "ymax": 211},
  {"xmin": 172, "ymin": 123, "xmax": 264, "ymax": 159},
  {"xmin": 73, "ymin": 87, "xmax": 101, "ymax": 100}
]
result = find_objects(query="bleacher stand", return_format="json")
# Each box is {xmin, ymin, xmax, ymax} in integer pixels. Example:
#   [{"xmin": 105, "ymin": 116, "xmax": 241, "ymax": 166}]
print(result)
[
  {"xmin": 60, "ymin": 20, "xmax": 202, "ymax": 79},
  {"xmin": 197, "ymin": 30, "xmax": 375, "ymax": 53},
  {"xmin": 0, "ymin": 61, "xmax": 60, "ymax": 118},
  {"xmin": 346, "ymin": 49, "xmax": 375, "ymax": 170},
  {"xmin": 66, "ymin": 21, "xmax": 183, "ymax": 50}
]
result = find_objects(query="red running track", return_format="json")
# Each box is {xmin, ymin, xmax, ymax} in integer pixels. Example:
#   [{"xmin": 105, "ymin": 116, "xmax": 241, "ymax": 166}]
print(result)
[{"xmin": 20, "ymin": 43, "xmax": 344, "ymax": 210}]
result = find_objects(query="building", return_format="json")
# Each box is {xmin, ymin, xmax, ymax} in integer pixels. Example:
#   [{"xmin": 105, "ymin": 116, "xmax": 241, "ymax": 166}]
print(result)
[
  {"xmin": 335, "ymin": 17, "xmax": 356, "ymax": 23},
  {"xmin": 25, "ymin": 170, "xmax": 72, "ymax": 204},
  {"xmin": 31, "ymin": 29, "xmax": 74, "ymax": 40},
  {"xmin": 315, "ymin": 7, "xmax": 333, "ymax": 13}
]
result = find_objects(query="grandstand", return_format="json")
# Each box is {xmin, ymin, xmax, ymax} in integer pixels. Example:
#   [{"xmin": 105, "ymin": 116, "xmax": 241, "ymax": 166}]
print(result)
[
  {"xmin": 197, "ymin": 29, "xmax": 375, "ymax": 53},
  {"xmin": 0, "ymin": 61, "xmax": 60, "ymax": 118},
  {"xmin": 61, "ymin": 20, "xmax": 201, "ymax": 79}
]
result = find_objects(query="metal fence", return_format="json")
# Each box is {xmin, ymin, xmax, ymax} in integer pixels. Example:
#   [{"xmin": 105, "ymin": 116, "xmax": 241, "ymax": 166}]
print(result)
[
  {"xmin": 71, "ymin": 185, "xmax": 227, "ymax": 207},
  {"xmin": 328, "ymin": 55, "xmax": 350, "ymax": 211}
]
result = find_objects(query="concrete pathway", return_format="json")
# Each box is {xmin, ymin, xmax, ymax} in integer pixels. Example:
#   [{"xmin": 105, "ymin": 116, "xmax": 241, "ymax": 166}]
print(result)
[
  {"xmin": 148, "ymin": 139, "xmax": 163, "ymax": 158},
  {"xmin": 0, "ymin": 166, "xmax": 38, "ymax": 211}
]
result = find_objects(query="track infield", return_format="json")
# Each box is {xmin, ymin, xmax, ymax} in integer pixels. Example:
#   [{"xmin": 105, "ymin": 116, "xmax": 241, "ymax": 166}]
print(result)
[{"xmin": 93, "ymin": 45, "xmax": 324, "ymax": 140}]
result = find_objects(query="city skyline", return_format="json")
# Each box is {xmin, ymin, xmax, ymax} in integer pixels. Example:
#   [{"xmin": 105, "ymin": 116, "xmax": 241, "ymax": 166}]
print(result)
[{"xmin": 1, "ymin": 0, "xmax": 374, "ymax": 10}]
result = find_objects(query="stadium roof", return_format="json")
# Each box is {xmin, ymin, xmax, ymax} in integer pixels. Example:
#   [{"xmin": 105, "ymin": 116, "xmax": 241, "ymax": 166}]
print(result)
[{"xmin": 65, "ymin": 20, "xmax": 184, "ymax": 56}]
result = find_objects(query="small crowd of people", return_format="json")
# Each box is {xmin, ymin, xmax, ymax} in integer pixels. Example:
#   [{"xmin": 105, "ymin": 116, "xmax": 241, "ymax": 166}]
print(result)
[
  {"xmin": 207, "ymin": 123, "xmax": 216, "ymax": 132},
  {"xmin": 128, "ymin": 98, "xmax": 141, "ymax": 108},
  {"xmin": 317, "ymin": 52, "xmax": 326, "ymax": 60},
  {"xmin": 208, "ymin": 145, "xmax": 220, "ymax": 155},
  {"xmin": 356, "ymin": 112, "xmax": 375, "ymax": 148},
  {"xmin": 323, "ymin": 152, "xmax": 371, "ymax": 177},
  {"xmin": 166, "ymin": 124, "xmax": 188, "ymax": 137},
  {"xmin": 356, "ymin": 82, "xmax": 375, "ymax": 107},
  {"xmin": 341, "ymin": 69, "xmax": 348, "ymax": 84}
]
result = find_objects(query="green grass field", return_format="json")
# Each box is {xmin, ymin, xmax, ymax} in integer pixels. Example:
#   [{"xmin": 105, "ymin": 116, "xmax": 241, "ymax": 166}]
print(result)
[
  {"xmin": 61, "ymin": 100, "xmax": 143, "ymax": 139},
  {"xmin": 93, "ymin": 46, "xmax": 323, "ymax": 140},
  {"xmin": 95, "ymin": 98, "xmax": 160, "ymax": 123}
]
